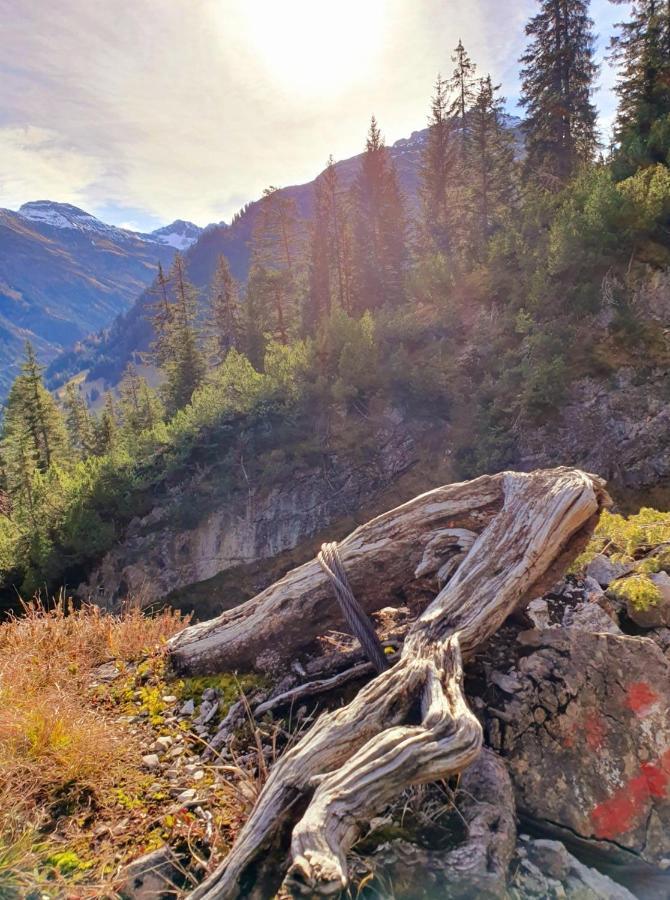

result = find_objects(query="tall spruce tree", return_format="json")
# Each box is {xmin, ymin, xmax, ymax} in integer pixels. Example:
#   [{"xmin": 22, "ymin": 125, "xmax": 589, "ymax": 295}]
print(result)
[
  {"xmin": 207, "ymin": 254, "xmax": 240, "ymax": 362},
  {"xmin": 118, "ymin": 363, "xmax": 163, "ymax": 437},
  {"xmin": 160, "ymin": 254, "xmax": 206, "ymax": 413},
  {"xmin": 520, "ymin": 0, "xmax": 599, "ymax": 183},
  {"xmin": 467, "ymin": 76, "xmax": 517, "ymax": 258},
  {"xmin": 0, "ymin": 342, "xmax": 69, "ymax": 511},
  {"xmin": 610, "ymin": 0, "xmax": 670, "ymax": 169},
  {"xmin": 96, "ymin": 392, "xmax": 119, "ymax": 455},
  {"xmin": 351, "ymin": 117, "xmax": 407, "ymax": 312},
  {"xmin": 420, "ymin": 74, "xmax": 458, "ymax": 255},
  {"xmin": 306, "ymin": 157, "xmax": 353, "ymax": 332},
  {"xmin": 251, "ymin": 187, "xmax": 303, "ymax": 343},
  {"xmin": 449, "ymin": 40, "xmax": 478, "ymax": 151},
  {"xmin": 63, "ymin": 382, "xmax": 96, "ymax": 457}
]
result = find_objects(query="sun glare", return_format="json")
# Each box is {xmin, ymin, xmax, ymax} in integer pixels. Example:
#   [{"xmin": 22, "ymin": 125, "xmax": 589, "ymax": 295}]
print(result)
[{"xmin": 238, "ymin": 0, "xmax": 387, "ymax": 97}]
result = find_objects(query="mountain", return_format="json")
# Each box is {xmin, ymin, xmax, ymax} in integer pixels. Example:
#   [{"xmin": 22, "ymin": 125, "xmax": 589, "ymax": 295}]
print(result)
[
  {"xmin": 150, "ymin": 219, "xmax": 203, "ymax": 251},
  {"xmin": 0, "ymin": 202, "xmax": 203, "ymax": 401}
]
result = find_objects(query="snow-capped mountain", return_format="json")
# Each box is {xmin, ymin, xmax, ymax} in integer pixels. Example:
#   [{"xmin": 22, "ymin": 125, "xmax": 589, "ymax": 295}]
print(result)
[
  {"xmin": 151, "ymin": 219, "xmax": 202, "ymax": 251},
  {"xmin": 18, "ymin": 202, "xmax": 202, "ymax": 251},
  {"xmin": 0, "ymin": 202, "xmax": 203, "ymax": 401}
]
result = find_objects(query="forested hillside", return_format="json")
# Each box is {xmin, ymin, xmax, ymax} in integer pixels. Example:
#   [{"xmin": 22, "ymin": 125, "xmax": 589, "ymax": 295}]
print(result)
[{"xmin": 2, "ymin": 0, "xmax": 670, "ymax": 610}]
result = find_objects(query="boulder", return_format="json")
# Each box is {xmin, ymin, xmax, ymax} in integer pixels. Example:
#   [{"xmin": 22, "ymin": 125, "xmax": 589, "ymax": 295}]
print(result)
[
  {"xmin": 511, "ymin": 837, "xmax": 637, "ymax": 899},
  {"xmin": 118, "ymin": 846, "xmax": 184, "ymax": 899},
  {"xmin": 586, "ymin": 554, "xmax": 634, "ymax": 588},
  {"xmin": 487, "ymin": 629, "xmax": 670, "ymax": 864}
]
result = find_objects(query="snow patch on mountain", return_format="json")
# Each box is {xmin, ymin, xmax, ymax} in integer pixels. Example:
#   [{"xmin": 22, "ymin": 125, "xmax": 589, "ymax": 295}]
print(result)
[
  {"xmin": 18, "ymin": 201, "xmax": 115, "ymax": 234},
  {"xmin": 151, "ymin": 219, "xmax": 202, "ymax": 251}
]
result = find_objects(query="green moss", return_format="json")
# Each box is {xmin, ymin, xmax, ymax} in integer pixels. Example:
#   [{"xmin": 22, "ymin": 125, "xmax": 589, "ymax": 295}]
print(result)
[
  {"xmin": 46, "ymin": 848, "xmax": 93, "ymax": 876},
  {"xmin": 609, "ymin": 574, "xmax": 663, "ymax": 611},
  {"xmin": 175, "ymin": 672, "xmax": 267, "ymax": 715}
]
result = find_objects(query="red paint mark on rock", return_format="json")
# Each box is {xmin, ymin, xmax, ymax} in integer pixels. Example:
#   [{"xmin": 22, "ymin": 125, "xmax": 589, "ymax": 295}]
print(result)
[
  {"xmin": 625, "ymin": 682, "xmax": 659, "ymax": 716},
  {"xmin": 590, "ymin": 748, "xmax": 670, "ymax": 839},
  {"xmin": 584, "ymin": 713, "xmax": 607, "ymax": 750}
]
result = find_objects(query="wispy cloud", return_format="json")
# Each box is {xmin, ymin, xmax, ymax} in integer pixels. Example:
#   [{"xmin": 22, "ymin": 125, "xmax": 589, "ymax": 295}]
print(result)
[{"xmin": 0, "ymin": 0, "xmax": 623, "ymax": 230}]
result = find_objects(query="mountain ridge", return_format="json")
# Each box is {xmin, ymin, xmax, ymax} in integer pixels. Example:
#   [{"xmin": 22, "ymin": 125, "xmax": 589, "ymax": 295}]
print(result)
[{"xmin": 0, "ymin": 202, "xmax": 205, "ymax": 401}]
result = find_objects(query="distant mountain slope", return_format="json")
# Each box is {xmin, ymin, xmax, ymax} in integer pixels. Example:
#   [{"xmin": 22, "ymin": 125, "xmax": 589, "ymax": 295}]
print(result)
[{"xmin": 0, "ymin": 202, "xmax": 203, "ymax": 401}]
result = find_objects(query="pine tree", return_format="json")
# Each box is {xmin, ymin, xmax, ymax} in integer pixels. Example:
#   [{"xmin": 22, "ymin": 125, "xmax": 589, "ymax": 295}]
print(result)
[
  {"xmin": 96, "ymin": 392, "xmax": 119, "ymax": 454},
  {"xmin": 63, "ymin": 382, "xmax": 96, "ymax": 457},
  {"xmin": 449, "ymin": 40, "xmax": 478, "ymax": 151},
  {"xmin": 467, "ymin": 76, "xmax": 518, "ymax": 258},
  {"xmin": 520, "ymin": 0, "xmax": 599, "ymax": 183},
  {"xmin": 207, "ymin": 254, "xmax": 240, "ymax": 363},
  {"xmin": 307, "ymin": 173, "xmax": 332, "ymax": 334},
  {"xmin": 118, "ymin": 363, "xmax": 163, "ymax": 437},
  {"xmin": 148, "ymin": 262, "xmax": 175, "ymax": 370},
  {"xmin": 306, "ymin": 157, "xmax": 354, "ymax": 332},
  {"xmin": 420, "ymin": 74, "xmax": 458, "ymax": 255},
  {"xmin": 161, "ymin": 254, "xmax": 206, "ymax": 413},
  {"xmin": 252, "ymin": 187, "xmax": 304, "ymax": 342},
  {"xmin": 351, "ymin": 117, "xmax": 407, "ymax": 312},
  {"xmin": 0, "ymin": 343, "xmax": 69, "ymax": 514},
  {"xmin": 610, "ymin": 0, "xmax": 670, "ymax": 169}
]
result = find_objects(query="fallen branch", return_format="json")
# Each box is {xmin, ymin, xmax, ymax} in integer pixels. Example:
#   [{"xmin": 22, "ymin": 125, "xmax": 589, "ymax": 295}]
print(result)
[{"xmin": 186, "ymin": 468, "xmax": 608, "ymax": 898}]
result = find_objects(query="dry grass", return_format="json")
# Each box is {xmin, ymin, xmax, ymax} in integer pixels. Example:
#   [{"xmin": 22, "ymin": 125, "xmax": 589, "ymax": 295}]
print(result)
[{"xmin": 0, "ymin": 596, "xmax": 186, "ymax": 896}]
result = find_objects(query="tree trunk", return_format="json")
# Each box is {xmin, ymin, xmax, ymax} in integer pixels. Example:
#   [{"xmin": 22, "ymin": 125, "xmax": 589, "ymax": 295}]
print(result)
[{"xmin": 181, "ymin": 468, "xmax": 608, "ymax": 899}]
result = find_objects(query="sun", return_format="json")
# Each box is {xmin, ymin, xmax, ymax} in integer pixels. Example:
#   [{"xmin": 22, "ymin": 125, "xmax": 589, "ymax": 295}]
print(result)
[{"xmin": 237, "ymin": 0, "xmax": 387, "ymax": 97}]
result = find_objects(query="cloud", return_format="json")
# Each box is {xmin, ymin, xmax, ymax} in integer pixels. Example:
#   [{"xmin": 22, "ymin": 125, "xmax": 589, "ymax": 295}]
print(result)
[{"xmin": 0, "ymin": 0, "xmax": 623, "ymax": 230}]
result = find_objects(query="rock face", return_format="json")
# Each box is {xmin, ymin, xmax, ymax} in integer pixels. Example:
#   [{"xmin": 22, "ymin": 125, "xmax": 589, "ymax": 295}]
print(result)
[
  {"xmin": 79, "ymin": 413, "xmax": 419, "ymax": 610},
  {"xmin": 487, "ymin": 628, "xmax": 670, "ymax": 863},
  {"xmin": 517, "ymin": 366, "xmax": 670, "ymax": 491}
]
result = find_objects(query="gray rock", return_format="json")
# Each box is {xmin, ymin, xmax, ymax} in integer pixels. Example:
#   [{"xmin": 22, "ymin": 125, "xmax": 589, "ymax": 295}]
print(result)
[
  {"xmin": 141, "ymin": 753, "xmax": 161, "ymax": 771},
  {"xmin": 118, "ymin": 846, "xmax": 184, "ymax": 899},
  {"xmin": 525, "ymin": 839, "xmax": 637, "ymax": 899},
  {"xmin": 179, "ymin": 698, "xmax": 195, "ymax": 716},
  {"xmin": 494, "ymin": 629, "xmax": 670, "ymax": 863},
  {"xmin": 586, "ymin": 554, "xmax": 634, "ymax": 588}
]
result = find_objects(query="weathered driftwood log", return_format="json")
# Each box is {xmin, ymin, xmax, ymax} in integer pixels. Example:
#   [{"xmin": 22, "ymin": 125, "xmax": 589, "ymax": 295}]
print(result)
[
  {"xmin": 186, "ymin": 468, "xmax": 608, "ymax": 899},
  {"xmin": 168, "ymin": 474, "xmax": 504, "ymax": 675}
]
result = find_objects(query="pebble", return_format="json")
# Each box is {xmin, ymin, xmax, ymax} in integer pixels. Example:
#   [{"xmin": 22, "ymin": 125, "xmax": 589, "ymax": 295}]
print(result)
[
  {"xmin": 192, "ymin": 770, "xmax": 205, "ymax": 781},
  {"xmin": 179, "ymin": 699, "xmax": 195, "ymax": 716},
  {"xmin": 162, "ymin": 695, "xmax": 178, "ymax": 704},
  {"xmin": 152, "ymin": 736, "xmax": 173, "ymax": 754},
  {"xmin": 141, "ymin": 754, "xmax": 161, "ymax": 771},
  {"xmin": 177, "ymin": 789, "xmax": 197, "ymax": 803}
]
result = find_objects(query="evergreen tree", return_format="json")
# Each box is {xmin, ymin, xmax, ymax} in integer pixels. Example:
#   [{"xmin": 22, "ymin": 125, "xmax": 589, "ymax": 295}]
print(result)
[
  {"xmin": 467, "ymin": 76, "xmax": 517, "ymax": 258},
  {"xmin": 449, "ymin": 40, "xmax": 478, "ymax": 151},
  {"xmin": 420, "ymin": 74, "xmax": 458, "ymax": 255},
  {"xmin": 118, "ymin": 363, "xmax": 163, "ymax": 437},
  {"xmin": 307, "ymin": 172, "xmax": 332, "ymax": 334},
  {"xmin": 63, "ymin": 382, "xmax": 96, "ymax": 457},
  {"xmin": 610, "ymin": 0, "xmax": 670, "ymax": 170},
  {"xmin": 351, "ymin": 117, "xmax": 407, "ymax": 312},
  {"xmin": 206, "ymin": 254, "xmax": 240, "ymax": 363},
  {"xmin": 161, "ymin": 254, "xmax": 206, "ymax": 413},
  {"xmin": 148, "ymin": 262, "xmax": 175, "ymax": 370},
  {"xmin": 96, "ymin": 392, "xmax": 118, "ymax": 454},
  {"xmin": 520, "ymin": 0, "xmax": 599, "ymax": 183},
  {"xmin": 306, "ymin": 157, "xmax": 354, "ymax": 332},
  {"xmin": 252, "ymin": 187, "xmax": 304, "ymax": 342},
  {"xmin": 0, "ymin": 343, "xmax": 69, "ymax": 515}
]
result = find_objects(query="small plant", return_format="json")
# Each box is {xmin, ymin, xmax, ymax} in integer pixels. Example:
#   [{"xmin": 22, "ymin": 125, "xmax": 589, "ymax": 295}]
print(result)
[{"xmin": 609, "ymin": 574, "xmax": 662, "ymax": 611}]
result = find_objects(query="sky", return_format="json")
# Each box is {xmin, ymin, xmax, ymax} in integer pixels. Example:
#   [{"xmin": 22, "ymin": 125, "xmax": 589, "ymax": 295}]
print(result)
[{"xmin": 0, "ymin": 0, "xmax": 629, "ymax": 232}]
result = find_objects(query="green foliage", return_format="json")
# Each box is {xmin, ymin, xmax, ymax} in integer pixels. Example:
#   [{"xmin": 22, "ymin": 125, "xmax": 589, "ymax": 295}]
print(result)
[{"xmin": 609, "ymin": 574, "xmax": 662, "ymax": 612}]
